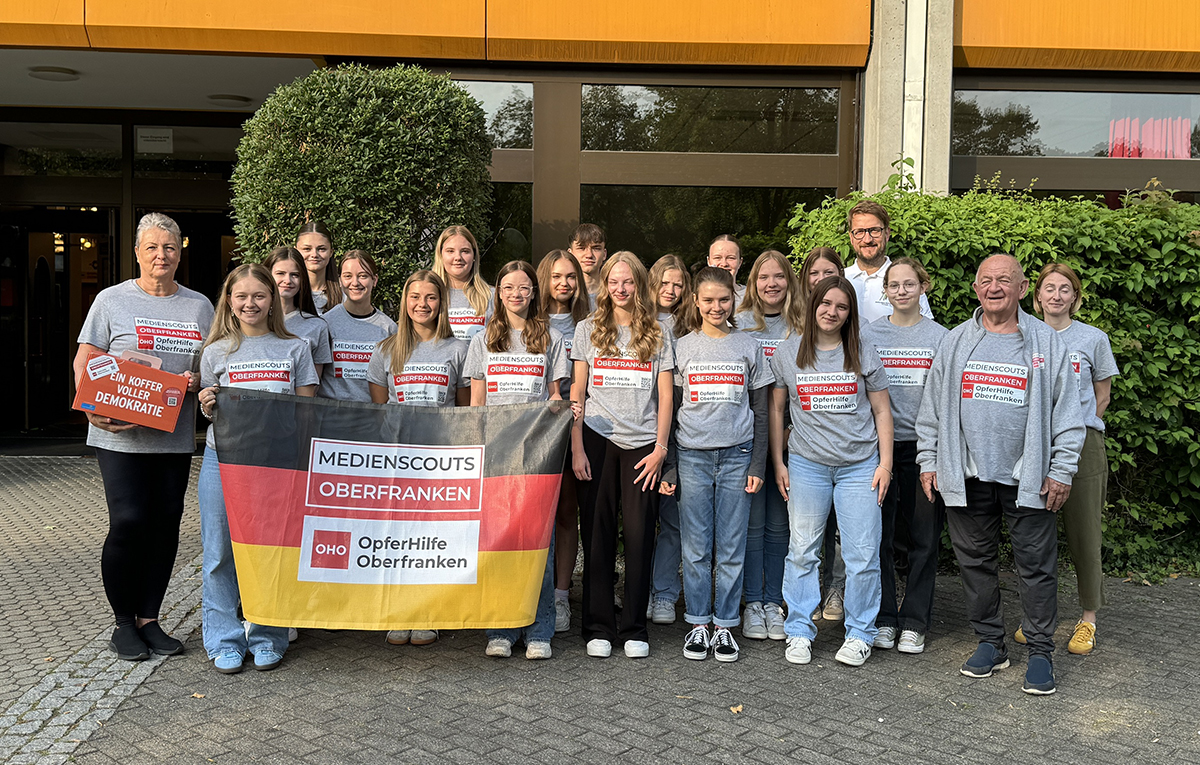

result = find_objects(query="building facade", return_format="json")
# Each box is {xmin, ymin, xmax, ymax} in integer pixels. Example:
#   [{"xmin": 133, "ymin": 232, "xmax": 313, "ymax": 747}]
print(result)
[{"xmin": 1, "ymin": 0, "xmax": 1197, "ymax": 436}]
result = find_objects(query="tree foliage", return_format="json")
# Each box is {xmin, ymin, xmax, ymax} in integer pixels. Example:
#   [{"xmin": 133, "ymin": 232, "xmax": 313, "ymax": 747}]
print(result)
[
  {"xmin": 230, "ymin": 64, "xmax": 493, "ymax": 310},
  {"xmin": 789, "ymin": 172, "xmax": 1200, "ymax": 575}
]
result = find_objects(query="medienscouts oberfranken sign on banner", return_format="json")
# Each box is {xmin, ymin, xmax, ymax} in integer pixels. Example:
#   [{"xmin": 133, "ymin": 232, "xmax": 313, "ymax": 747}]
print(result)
[{"xmin": 213, "ymin": 391, "xmax": 572, "ymax": 630}]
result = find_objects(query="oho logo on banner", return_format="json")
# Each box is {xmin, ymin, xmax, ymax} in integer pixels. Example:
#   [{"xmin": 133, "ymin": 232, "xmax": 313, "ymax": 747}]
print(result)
[
  {"xmin": 306, "ymin": 438, "xmax": 485, "ymax": 513},
  {"xmin": 298, "ymin": 516, "xmax": 479, "ymax": 585},
  {"xmin": 310, "ymin": 530, "xmax": 351, "ymax": 569}
]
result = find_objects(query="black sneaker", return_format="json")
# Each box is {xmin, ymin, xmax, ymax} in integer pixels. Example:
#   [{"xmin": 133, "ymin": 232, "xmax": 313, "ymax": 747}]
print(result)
[
  {"xmin": 960, "ymin": 642, "xmax": 1009, "ymax": 678},
  {"xmin": 137, "ymin": 621, "xmax": 184, "ymax": 656},
  {"xmin": 1023, "ymin": 654, "xmax": 1057, "ymax": 695},
  {"xmin": 683, "ymin": 624, "xmax": 710, "ymax": 660},
  {"xmin": 109, "ymin": 625, "xmax": 150, "ymax": 661},
  {"xmin": 712, "ymin": 627, "xmax": 740, "ymax": 663}
]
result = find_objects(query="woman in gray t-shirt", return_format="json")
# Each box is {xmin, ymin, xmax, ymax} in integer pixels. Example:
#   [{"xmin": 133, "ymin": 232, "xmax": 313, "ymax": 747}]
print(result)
[
  {"xmin": 769, "ymin": 276, "xmax": 893, "ymax": 669},
  {"xmin": 318, "ymin": 251, "xmax": 398, "ymax": 403},
  {"xmin": 431, "ymin": 225, "xmax": 493, "ymax": 341},
  {"xmin": 295, "ymin": 220, "xmax": 341, "ymax": 313},
  {"xmin": 268, "ymin": 246, "xmax": 332, "ymax": 381},
  {"xmin": 196, "ymin": 264, "xmax": 318, "ymax": 675}
]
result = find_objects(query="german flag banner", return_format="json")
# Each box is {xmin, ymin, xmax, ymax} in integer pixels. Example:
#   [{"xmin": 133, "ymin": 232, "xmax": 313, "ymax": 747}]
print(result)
[{"xmin": 213, "ymin": 391, "xmax": 571, "ymax": 630}]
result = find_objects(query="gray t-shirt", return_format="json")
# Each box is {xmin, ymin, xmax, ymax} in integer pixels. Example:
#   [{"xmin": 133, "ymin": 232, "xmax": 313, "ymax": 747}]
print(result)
[
  {"xmin": 960, "ymin": 330, "xmax": 1029, "ymax": 485},
  {"xmin": 1057, "ymin": 320, "xmax": 1119, "ymax": 432},
  {"xmin": 743, "ymin": 312, "xmax": 793, "ymax": 362},
  {"xmin": 448, "ymin": 287, "xmax": 494, "ymax": 341},
  {"xmin": 548, "ymin": 312, "xmax": 579, "ymax": 396},
  {"xmin": 77, "ymin": 279, "xmax": 215, "ymax": 454},
  {"xmin": 862, "ymin": 316, "xmax": 949, "ymax": 442},
  {"xmin": 771, "ymin": 337, "xmax": 889, "ymax": 466},
  {"xmin": 674, "ymin": 330, "xmax": 773, "ymax": 450},
  {"xmin": 366, "ymin": 337, "xmax": 468, "ymax": 407},
  {"xmin": 658, "ymin": 312, "xmax": 678, "ymax": 340},
  {"xmin": 200, "ymin": 333, "xmax": 318, "ymax": 449},
  {"xmin": 312, "ymin": 289, "xmax": 328, "ymax": 313},
  {"xmin": 571, "ymin": 319, "xmax": 676, "ymax": 450},
  {"xmin": 318, "ymin": 304, "xmax": 398, "ymax": 402},
  {"xmin": 284, "ymin": 310, "xmax": 332, "ymax": 366},
  {"xmin": 464, "ymin": 328, "xmax": 571, "ymax": 405}
]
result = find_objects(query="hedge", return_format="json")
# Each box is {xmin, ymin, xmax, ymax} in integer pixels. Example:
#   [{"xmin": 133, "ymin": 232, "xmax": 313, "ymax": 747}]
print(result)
[{"xmin": 788, "ymin": 172, "xmax": 1200, "ymax": 576}]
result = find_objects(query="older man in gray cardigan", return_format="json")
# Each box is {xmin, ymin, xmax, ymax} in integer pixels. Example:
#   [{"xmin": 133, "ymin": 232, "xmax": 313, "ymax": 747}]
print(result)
[{"xmin": 916, "ymin": 254, "xmax": 1084, "ymax": 696}]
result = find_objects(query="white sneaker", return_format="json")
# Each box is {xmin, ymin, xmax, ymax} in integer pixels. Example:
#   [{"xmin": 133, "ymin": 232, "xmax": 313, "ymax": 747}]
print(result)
[
  {"xmin": 624, "ymin": 640, "xmax": 650, "ymax": 658},
  {"xmin": 485, "ymin": 637, "xmax": 512, "ymax": 657},
  {"xmin": 874, "ymin": 625, "xmax": 897, "ymax": 650},
  {"xmin": 385, "ymin": 630, "xmax": 411, "ymax": 645},
  {"xmin": 897, "ymin": 630, "xmax": 925, "ymax": 654},
  {"xmin": 683, "ymin": 624, "xmax": 710, "ymax": 660},
  {"xmin": 525, "ymin": 641, "xmax": 552, "ymax": 660},
  {"xmin": 836, "ymin": 637, "xmax": 872, "ymax": 667},
  {"xmin": 586, "ymin": 639, "xmax": 612, "ymax": 658},
  {"xmin": 741, "ymin": 602, "xmax": 768, "ymax": 640},
  {"xmin": 410, "ymin": 629, "xmax": 438, "ymax": 645},
  {"xmin": 288, "ymin": 627, "xmax": 298, "ymax": 643},
  {"xmin": 764, "ymin": 603, "xmax": 786, "ymax": 641},
  {"xmin": 649, "ymin": 598, "xmax": 676, "ymax": 625},
  {"xmin": 785, "ymin": 636, "xmax": 812, "ymax": 665},
  {"xmin": 822, "ymin": 590, "xmax": 845, "ymax": 622},
  {"xmin": 810, "ymin": 605, "xmax": 822, "ymax": 621},
  {"xmin": 554, "ymin": 599, "xmax": 571, "ymax": 633},
  {"xmin": 712, "ymin": 627, "xmax": 740, "ymax": 663}
]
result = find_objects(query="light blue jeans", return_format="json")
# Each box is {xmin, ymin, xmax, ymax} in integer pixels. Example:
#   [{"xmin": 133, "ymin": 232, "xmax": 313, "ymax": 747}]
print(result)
[
  {"xmin": 677, "ymin": 442, "xmax": 754, "ymax": 628},
  {"xmin": 648, "ymin": 493, "xmax": 682, "ymax": 604},
  {"xmin": 743, "ymin": 459, "xmax": 788, "ymax": 606},
  {"xmin": 199, "ymin": 447, "xmax": 289, "ymax": 660},
  {"xmin": 488, "ymin": 530, "xmax": 556, "ymax": 645},
  {"xmin": 782, "ymin": 452, "xmax": 882, "ymax": 644}
]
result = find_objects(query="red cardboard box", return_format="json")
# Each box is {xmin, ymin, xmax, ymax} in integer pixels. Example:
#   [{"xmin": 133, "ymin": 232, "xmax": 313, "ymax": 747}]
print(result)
[{"xmin": 73, "ymin": 351, "xmax": 188, "ymax": 433}]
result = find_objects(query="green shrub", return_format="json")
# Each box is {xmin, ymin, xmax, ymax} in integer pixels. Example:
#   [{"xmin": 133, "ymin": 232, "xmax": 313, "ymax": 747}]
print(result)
[
  {"xmin": 789, "ymin": 172, "xmax": 1200, "ymax": 575},
  {"xmin": 230, "ymin": 63, "xmax": 493, "ymax": 310}
]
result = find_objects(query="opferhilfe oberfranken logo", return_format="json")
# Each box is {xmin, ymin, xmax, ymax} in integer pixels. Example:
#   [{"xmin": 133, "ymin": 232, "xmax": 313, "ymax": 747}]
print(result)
[{"xmin": 311, "ymin": 530, "xmax": 351, "ymax": 569}]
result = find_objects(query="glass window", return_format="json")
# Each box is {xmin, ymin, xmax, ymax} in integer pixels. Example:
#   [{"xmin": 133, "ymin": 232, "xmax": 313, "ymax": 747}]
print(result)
[
  {"xmin": 479, "ymin": 182, "xmax": 532, "ymax": 282},
  {"xmin": 0, "ymin": 123, "xmax": 121, "ymax": 177},
  {"xmin": 455, "ymin": 81, "xmax": 533, "ymax": 149},
  {"xmin": 580, "ymin": 185, "xmax": 833, "ymax": 270},
  {"xmin": 134, "ymin": 126, "xmax": 242, "ymax": 180},
  {"xmin": 953, "ymin": 90, "xmax": 1200, "ymax": 158},
  {"xmin": 581, "ymin": 85, "xmax": 838, "ymax": 154}
]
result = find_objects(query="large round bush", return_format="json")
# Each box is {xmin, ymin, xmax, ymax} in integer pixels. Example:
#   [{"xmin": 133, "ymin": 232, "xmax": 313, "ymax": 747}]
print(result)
[{"xmin": 231, "ymin": 63, "xmax": 493, "ymax": 308}]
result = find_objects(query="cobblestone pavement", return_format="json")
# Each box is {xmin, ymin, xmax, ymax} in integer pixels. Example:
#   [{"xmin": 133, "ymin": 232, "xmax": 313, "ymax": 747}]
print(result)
[{"xmin": 2, "ymin": 457, "xmax": 1199, "ymax": 764}]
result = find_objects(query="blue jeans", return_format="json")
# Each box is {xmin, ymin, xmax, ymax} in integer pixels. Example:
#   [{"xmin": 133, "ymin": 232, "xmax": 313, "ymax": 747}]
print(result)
[
  {"xmin": 199, "ymin": 447, "xmax": 289, "ymax": 660},
  {"xmin": 648, "ymin": 493, "xmax": 682, "ymax": 604},
  {"xmin": 488, "ymin": 531, "xmax": 556, "ymax": 645},
  {"xmin": 782, "ymin": 452, "xmax": 882, "ymax": 643},
  {"xmin": 677, "ymin": 442, "xmax": 754, "ymax": 628},
  {"xmin": 743, "ymin": 458, "xmax": 788, "ymax": 606}
]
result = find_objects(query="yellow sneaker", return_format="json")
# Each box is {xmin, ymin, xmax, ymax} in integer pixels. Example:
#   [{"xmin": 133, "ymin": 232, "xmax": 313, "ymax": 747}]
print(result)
[
  {"xmin": 1013, "ymin": 626, "xmax": 1026, "ymax": 645},
  {"xmin": 1068, "ymin": 620, "xmax": 1096, "ymax": 655}
]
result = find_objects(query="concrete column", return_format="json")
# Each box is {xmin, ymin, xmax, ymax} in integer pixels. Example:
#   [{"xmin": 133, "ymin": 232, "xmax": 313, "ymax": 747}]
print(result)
[
  {"xmin": 860, "ymin": 0, "xmax": 954, "ymax": 194},
  {"xmin": 531, "ymin": 81, "xmax": 580, "ymax": 260}
]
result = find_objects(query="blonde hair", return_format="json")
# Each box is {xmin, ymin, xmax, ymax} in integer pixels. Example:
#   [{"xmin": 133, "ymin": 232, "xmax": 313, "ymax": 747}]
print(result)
[
  {"xmin": 1033, "ymin": 262, "xmax": 1084, "ymax": 315},
  {"xmin": 488, "ymin": 260, "xmax": 550, "ymax": 355},
  {"xmin": 537, "ymin": 249, "xmax": 590, "ymax": 323},
  {"xmin": 798, "ymin": 247, "xmax": 845, "ymax": 305},
  {"xmin": 203, "ymin": 264, "xmax": 294, "ymax": 354},
  {"xmin": 649, "ymin": 254, "xmax": 692, "ymax": 331},
  {"xmin": 687, "ymin": 267, "xmax": 738, "ymax": 333},
  {"xmin": 737, "ymin": 249, "xmax": 803, "ymax": 338},
  {"xmin": 379, "ymin": 270, "xmax": 454, "ymax": 375},
  {"xmin": 591, "ymin": 251, "xmax": 663, "ymax": 364},
  {"xmin": 432, "ymin": 225, "xmax": 491, "ymax": 316}
]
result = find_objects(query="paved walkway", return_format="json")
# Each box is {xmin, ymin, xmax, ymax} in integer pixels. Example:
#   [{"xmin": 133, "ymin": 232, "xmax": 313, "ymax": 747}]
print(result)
[{"xmin": 1, "ymin": 457, "xmax": 1198, "ymax": 764}]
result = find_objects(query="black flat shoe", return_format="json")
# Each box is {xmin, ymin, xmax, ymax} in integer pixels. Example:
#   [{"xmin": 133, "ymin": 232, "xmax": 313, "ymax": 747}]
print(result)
[
  {"xmin": 109, "ymin": 625, "xmax": 150, "ymax": 661},
  {"xmin": 137, "ymin": 621, "xmax": 184, "ymax": 656}
]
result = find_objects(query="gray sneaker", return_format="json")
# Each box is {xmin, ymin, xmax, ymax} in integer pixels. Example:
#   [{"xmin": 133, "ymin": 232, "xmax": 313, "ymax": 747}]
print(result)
[
  {"xmin": 822, "ymin": 590, "xmax": 845, "ymax": 622},
  {"xmin": 897, "ymin": 630, "xmax": 925, "ymax": 654},
  {"xmin": 874, "ymin": 625, "xmax": 897, "ymax": 650},
  {"xmin": 764, "ymin": 603, "xmax": 786, "ymax": 640},
  {"xmin": 785, "ymin": 636, "xmax": 812, "ymax": 665},
  {"xmin": 835, "ymin": 637, "xmax": 872, "ymax": 667},
  {"xmin": 554, "ymin": 598, "xmax": 571, "ymax": 633},
  {"xmin": 650, "ymin": 598, "xmax": 676, "ymax": 625},
  {"xmin": 741, "ymin": 602, "xmax": 768, "ymax": 640}
]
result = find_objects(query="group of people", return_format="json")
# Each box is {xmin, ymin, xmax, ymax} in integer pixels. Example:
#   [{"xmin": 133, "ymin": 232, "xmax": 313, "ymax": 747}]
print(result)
[{"xmin": 75, "ymin": 201, "xmax": 1117, "ymax": 696}]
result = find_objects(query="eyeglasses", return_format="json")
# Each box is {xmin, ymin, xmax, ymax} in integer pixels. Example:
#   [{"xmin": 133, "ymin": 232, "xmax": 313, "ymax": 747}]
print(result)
[
  {"xmin": 885, "ymin": 281, "xmax": 920, "ymax": 293},
  {"xmin": 850, "ymin": 227, "xmax": 886, "ymax": 240},
  {"xmin": 499, "ymin": 285, "xmax": 533, "ymax": 296}
]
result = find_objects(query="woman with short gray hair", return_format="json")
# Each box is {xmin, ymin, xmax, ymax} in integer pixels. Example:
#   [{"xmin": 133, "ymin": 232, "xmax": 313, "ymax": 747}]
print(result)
[{"xmin": 73, "ymin": 213, "xmax": 214, "ymax": 662}]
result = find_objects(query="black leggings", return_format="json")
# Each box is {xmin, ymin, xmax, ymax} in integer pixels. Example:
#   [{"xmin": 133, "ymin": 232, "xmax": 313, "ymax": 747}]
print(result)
[{"xmin": 95, "ymin": 448, "xmax": 193, "ymax": 625}]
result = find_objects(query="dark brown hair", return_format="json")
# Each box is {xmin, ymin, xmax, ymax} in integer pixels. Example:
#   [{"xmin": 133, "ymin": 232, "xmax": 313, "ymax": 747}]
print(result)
[
  {"xmin": 265, "ymin": 246, "xmax": 318, "ymax": 317},
  {"xmin": 487, "ymin": 260, "xmax": 549, "ymax": 355},
  {"xmin": 796, "ymin": 276, "xmax": 862, "ymax": 376}
]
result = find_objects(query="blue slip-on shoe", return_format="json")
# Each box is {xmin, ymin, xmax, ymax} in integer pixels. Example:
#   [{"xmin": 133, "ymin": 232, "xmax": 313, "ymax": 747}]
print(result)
[
  {"xmin": 253, "ymin": 650, "xmax": 283, "ymax": 671},
  {"xmin": 213, "ymin": 651, "xmax": 244, "ymax": 674},
  {"xmin": 1022, "ymin": 654, "xmax": 1056, "ymax": 695},
  {"xmin": 960, "ymin": 642, "xmax": 1009, "ymax": 678}
]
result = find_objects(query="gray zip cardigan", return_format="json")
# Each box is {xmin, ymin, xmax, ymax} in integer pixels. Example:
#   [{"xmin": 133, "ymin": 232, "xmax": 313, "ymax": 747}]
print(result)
[{"xmin": 915, "ymin": 307, "xmax": 1085, "ymax": 509}]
